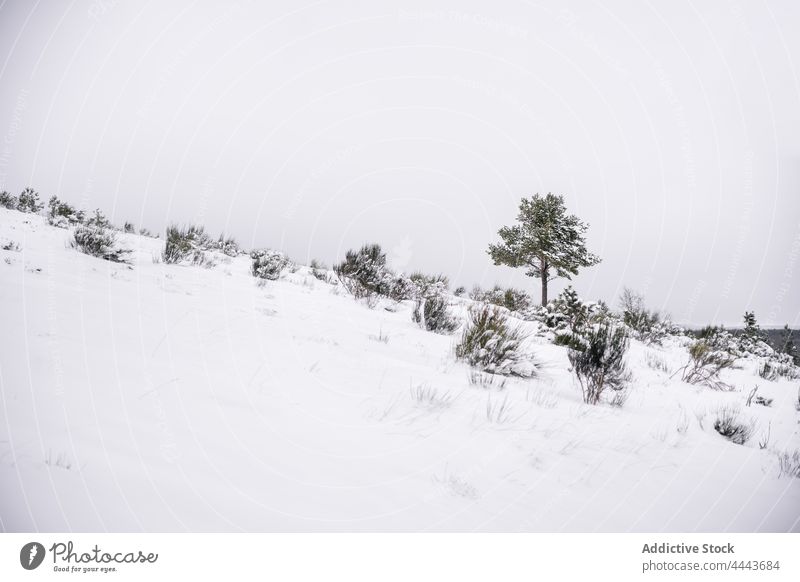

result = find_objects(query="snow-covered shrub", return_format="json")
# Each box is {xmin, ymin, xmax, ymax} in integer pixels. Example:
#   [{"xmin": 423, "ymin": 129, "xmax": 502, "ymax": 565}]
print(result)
[
  {"xmin": 713, "ymin": 406, "xmax": 754, "ymax": 445},
  {"xmin": 212, "ymin": 234, "xmax": 240, "ymax": 257},
  {"xmin": 123, "ymin": 221, "xmax": 135, "ymax": 233},
  {"xmin": 309, "ymin": 259, "xmax": 331, "ymax": 282},
  {"xmin": 644, "ymin": 352, "xmax": 669, "ymax": 374},
  {"xmin": 454, "ymin": 286, "xmax": 466, "ymax": 297},
  {"xmin": 47, "ymin": 196, "xmax": 85, "ymax": 227},
  {"xmin": 471, "ymin": 285, "xmax": 532, "ymax": 313},
  {"xmin": 85, "ymin": 208, "xmax": 112, "ymax": 229},
  {"xmin": 251, "ymin": 249, "xmax": 292, "ymax": 280},
  {"xmin": 758, "ymin": 359, "xmax": 800, "ymax": 381},
  {"xmin": 162, "ymin": 224, "xmax": 211, "ymax": 264},
  {"xmin": 387, "ymin": 274, "xmax": 417, "ymax": 301},
  {"xmin": 455, "ymin": 305, "xmax": 534, "ymax": 377},
  {"xmin": 413, "ymin": 294, "xmax": 459, "ymax": 334},
  {"xmin": 776, "ymin": 325, "xmax": 798, "ymax": 365},
  {"xmin": 0, "ymin": 191, "xmax": 16, "ymax": 209},
  {"xmin": 409, "ymin": 271, "xmax": 449, "ymax": 299},
  {"xmin": 2, "ymin": 239, "xmax": 21, "ymax": 251},
  {"xmin": 535, "ymin": 286, "xmax": 592, "ymax": 331},
  {"xmin": 567, "ymin": 323, "xmax": 631, "ymax": 405},
  {"xmin": 71, "ymin": 225, "xmax": 131, "ymax": 263},
  {"xmin": 679, "ymin": 340, "xmax": 735, "ymax": 390},
  {"xmin": 618, "ymin": 287, "xmax": 678, "ymax": 345},
  {"xmin": 16, "ymin": 187, "xmax": 43, "ymax": 213},
  {"xmin": 334, "ymin": 243, "xmax": 391, "ymax": 300}
]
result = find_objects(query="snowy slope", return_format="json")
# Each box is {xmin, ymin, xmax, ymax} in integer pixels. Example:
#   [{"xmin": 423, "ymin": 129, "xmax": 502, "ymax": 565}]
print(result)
[{"xmin": 1, "ymin": 208, "xmax": 798, "ymax": 532}]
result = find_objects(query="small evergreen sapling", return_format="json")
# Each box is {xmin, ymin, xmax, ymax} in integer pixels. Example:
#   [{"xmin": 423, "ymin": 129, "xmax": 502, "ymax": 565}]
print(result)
[
  {"xmin": 16, "ymin": 187, "xmax": 43, "ymax": 213},
  {"xmin": 0, "ymin": 191, "xmax": 17, "ymax": 209},
  {"xmin": 47, "ymin": 196, "xmax": 85, "ymax": 227}
]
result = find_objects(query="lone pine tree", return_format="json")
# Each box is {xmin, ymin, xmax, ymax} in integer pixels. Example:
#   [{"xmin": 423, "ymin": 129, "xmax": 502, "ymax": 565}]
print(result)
[{"xmin": 487, "ymin": 193, "xmax": 600, "ymax": 305}]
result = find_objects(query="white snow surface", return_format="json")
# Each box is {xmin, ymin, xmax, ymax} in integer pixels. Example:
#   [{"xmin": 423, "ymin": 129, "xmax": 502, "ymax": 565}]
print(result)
[{"xmin": 1, "ymin": 208, "xmax": 798, "ymax": 532}]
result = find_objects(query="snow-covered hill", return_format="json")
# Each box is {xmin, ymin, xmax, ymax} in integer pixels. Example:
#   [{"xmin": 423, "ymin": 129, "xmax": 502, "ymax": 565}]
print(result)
[{"xmin": 1, "ymin": 208, "xmax": 798, "ymax": 532}]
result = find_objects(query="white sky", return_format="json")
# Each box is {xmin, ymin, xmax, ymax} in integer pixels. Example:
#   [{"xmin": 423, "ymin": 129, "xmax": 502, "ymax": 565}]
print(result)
[{"xmin": 1, "ymin": 0, "xmax": 798, "ymax": 326}]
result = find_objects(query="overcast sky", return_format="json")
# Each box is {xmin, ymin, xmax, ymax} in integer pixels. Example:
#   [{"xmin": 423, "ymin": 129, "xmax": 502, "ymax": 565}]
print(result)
[{"xmin": 1, "ymin": 0, "xmax": 798, "ymax": 326}]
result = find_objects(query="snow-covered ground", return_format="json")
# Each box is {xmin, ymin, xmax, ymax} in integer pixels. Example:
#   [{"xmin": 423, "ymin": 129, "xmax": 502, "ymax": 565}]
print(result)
[{"xmin": 1, "ymin": 208, "xmax": 798, "ymax": 532}]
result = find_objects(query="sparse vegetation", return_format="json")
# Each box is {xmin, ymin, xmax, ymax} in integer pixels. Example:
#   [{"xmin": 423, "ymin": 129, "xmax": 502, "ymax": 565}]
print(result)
[
  {"xmin": 777, "ymin": 449, "xmax": 800, "ymax": 478},
  {"xmin": 410, "ymin": 383, "xmax": 455, "ymax": 411},
  {"xmin": 645, "ymin": 352, "xmax": 670, "ymax": 373},
  {"xmin": 251, "ymin": 248, "xmax": 292, "ymax": 280},
  {"xmin": 16, "ymin": 187, "xmax": 44, "ymax": 213},
  {"xmin": 484, "ymin": 394, "xmax": 516, "ymax": 424},
  {"xmin": 618, "ymin": 288, "xmax": 676, "ymax": 345},
  {"xmin": 455, "ymin": 305, "xmax": 534, "ymax": 377},
  {"xmin": 413, "ymin": 294, "xmax": 459, "ymax": 334},
  {"xmin": 212, "ymin": 234, "xmax": 241, "ymax": 257},
  {"xmin": 758, "ymin": 359, "xmax": 800, "ymax": 381},
  {"xmin": 470, "ymin": 284, "xmax": 532, "ymax": 313},
  {"xmin": 71, "ymin": 225, "xmax": 131, "ymax": 263},
  {"xmin": 162, "ymin": 224, "xmax": 212, "ymax": 265},
  {"xmin": 334, "ymin": 243, "xmax": 390, "ymax": 301},
  {"xmin": 85, "ymin": 208, "xmax": 112, "ymax": 229},
  {"xmin": 310, "ymin": 259, "xmax": 330, "ymax": 282},
  {"xmin": 677, "ymin": 340, "xmax": 735, "ymax": 390},
  {"xmin": 409, "ymin": 271, "xmax": 449, "ymax": 298},
  {"xmin": 568, "ymin": 323, "xmax": 631, "ymax": 405},
  {"xmin": 713, "ymin": 405, "xmax": 754, "ymax": 445},
  {"xmin": 0, "ymin": 191, "xmax": 16, "ymax": 209},
  {"xmin": 47, "ymin": 195, "xmax": 85, "ymax": 227}
]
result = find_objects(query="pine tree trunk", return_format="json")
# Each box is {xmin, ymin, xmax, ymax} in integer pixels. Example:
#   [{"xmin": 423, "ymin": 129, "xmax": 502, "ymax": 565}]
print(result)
[{"xmin": 540, "ymin": 260, "xmax": 548, "ymax": 305}]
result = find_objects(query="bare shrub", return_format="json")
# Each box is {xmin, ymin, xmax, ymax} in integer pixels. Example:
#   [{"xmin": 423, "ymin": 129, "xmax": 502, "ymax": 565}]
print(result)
[{"xmin": 677, "ymin": 340, "xmax": 735, "ymax": 390}]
